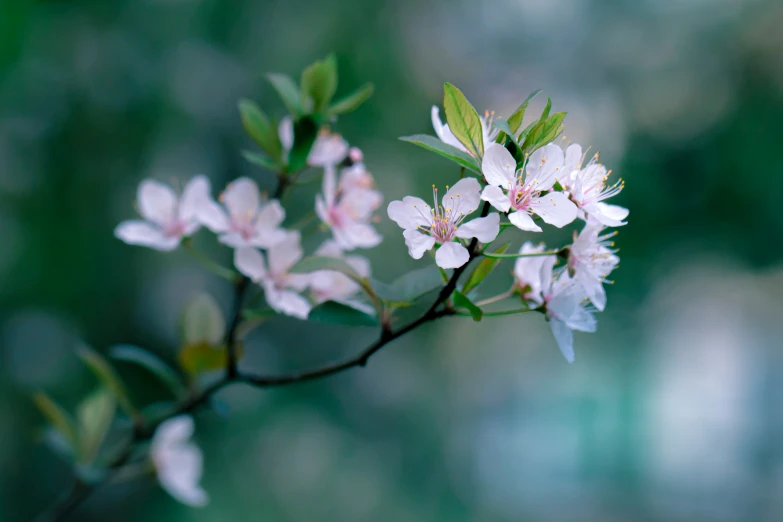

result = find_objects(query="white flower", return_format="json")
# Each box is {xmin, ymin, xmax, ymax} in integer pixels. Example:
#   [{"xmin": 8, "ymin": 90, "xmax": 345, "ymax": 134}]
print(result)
[
  {"xmin": 567, "ymin": 221, "xmax": 619, "ymax": 311},
  {"xmin": 431, "ymin": 106, "xmax": 499, "ymax": 157},
  {"xmin": 115, "ymin": 176, "xmax": 211, "ymax": 251},
  {"xmin": 309, "ymin": 240, "xmax": 374, "ymax": 314},
  {"xmin": 480, "ymin": 143, "xmax": 578, "ymax": 232},
  {"xmin": 387, "ymin": 178, "xmax": 500, "ymax": 269},
  {"xmin": 197, "ymin": 177, "xmax": 287, "ymax": 249},
  {"xmin": 338, "ymin": 162, "xmax": 375, "ymax": 192},
  {"xmin": 279, "ymin": 116, "xmax": 294, "ymax": 160},
  {"xmin": 150, "ymin": 416, "xmax": 208, "ymax": 507},
  {"xmin": 545, "ymin": 276, "xmax": 597, "ymax": 363},
  {"xmin": 513, "ymin": 242, "xmax": 557, "ymax": 306},
  {"xmin": 234, "ymin": 231, "xmax": 311, "ymax": 319},
  {"xmin": 308, "ymin": 131, "xmax": 349, "ymax": 167},
  {"xmin": 316, "ymin": 165, "xmax": 383, "ymax": 251},
  {"xmin": 565, "ymin": 145, "xmax": 628, "ymax": 227}
]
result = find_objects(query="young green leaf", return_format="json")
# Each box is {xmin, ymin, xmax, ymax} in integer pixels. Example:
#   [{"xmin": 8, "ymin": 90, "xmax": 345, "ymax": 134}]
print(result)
[
  {"xmin": 308, "ymin": 301, "xmax": 378, "ymax": 327},
  {"xmin": 266, "ymin": 73, "xmax": 303, "ymax": 116},
  {"xmin": 443, "ymin": 83, "xmax": 484, "ymax": 158},
  {"xmin": 287, "ymin": 116, "xmax": 318, "ymax": 172},
  {"xmin": 179, "ymin": 342, "xmax": 234, "ymax": 376},
  {"xmin": 33, "ymin": 392, "xmax": 79, "ymax": 458},
  {"xmin": 399, "ymin": 134, "xmax": 480, "ymax": 173},
  {"xmin": 507, "ymin": 89, "xmax": 542, "ymax": 134},
  {"xmin": 238, "ymin": 99, "xmax": 282, "ymax": 161},
  {"xmin": 452, "ymin": 290, "xmax": 483, "ymax": 322},
  {"xmin": 329, "ymin": 83, "xmax": 374, "ymax": 115},
  {"xmin": 301, "ymin": 54, "xmax": 338, "ymax": 113},
  {"xmin": 462, "ymin": 243, "xmax": 511, "ymax": 295},
  {"xmin": 77, "ymin": 347, "xmax": 138, "ymax": 418},
  {"xmin": 109, "ymin": 345, "xmax": 186, "ymax": 397},
  {"xmin": 182, "ymin": 294, "xmax": 226, "ymax": 346},
  {"xmin": 391, "ymin": 265, "xmax": 444, "ymax": 302},
  {"xmin": 521, "ymin": 112, "xmax": 566, "ymax": 155},
  {"xmin": 492, "ymin": 119, "xmax": 517, "ymax": 145},
  {"xmin": 242, "ymin": 150, "xmax": 279, "ymax": 171},
  {"xmin": 540, "ymin": 96, "xmax": 553, "ymax": 120},
  {"xmin": 77, "ymin": 389, "xmax": 116, "ymax": 464}
]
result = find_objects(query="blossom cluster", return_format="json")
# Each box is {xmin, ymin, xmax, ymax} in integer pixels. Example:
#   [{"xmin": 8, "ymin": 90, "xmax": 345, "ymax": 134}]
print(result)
[{"xmin": 115, "ymin": 130, "xmax": 382, "ymax": 322}]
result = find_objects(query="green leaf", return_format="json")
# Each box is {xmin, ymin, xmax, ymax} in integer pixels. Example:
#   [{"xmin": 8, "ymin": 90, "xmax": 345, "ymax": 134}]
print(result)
[
  {"xmin": 462, "ymin": 242, "xmax": 511, "ymax": 295},
  {"xmin": 507, "ymin": 89, "xmax": 542, "ymax": 133},
  {"xmin": 266, "ymin": 73, "xmax": 303, "ymax": 116},
  {"xmin": 301, "ymin": 53, "xmax": 338, "ymax": 113},
  {"xmin": 521, "ymin": 112, "xmax": 566, "ymax": 155},
  {"xmin": 308, "ymin": 301, "xmax": 378, "ymax": 326},
  {"xmin": 452, "ymin": 290, "xmax": 483, "ymax": 322},
  {"xmin": 241, "ymin": 308, "xmax": 279, "ymax": 321},
  {"xmin": 77, "ymin": 388, "xmax": 116, "ymax": 464},
  {"xmin": 370, "ymin": 265, "xmax": 444, "ymax": 305},
  {"xmin": 78, "ymin": 347, "xmax": 138, "ymax": 418},
  {"xmin": 33, "ymin": 392, "xmax": 78, "ymax": 458},
  {"xmin": 178, "ymin": 342, "xmax": 234, "ymax": 376},
  {"xmin": 399, "ymin": 134, "xmax": 480, "ymax": 173},
  {"xmin": 287, "ymin": 116, "xmax": 318, "ymax": 172},
  {"xmin": 182, "ymin": 293, "xmax": 226, "ymax": 346},
  {"xmin": 289, "ymin": 255, "xmax": 363, "ymax": 282},
  {"xmin": 443, "ymin": 83, "xmax": 484, "ymax": 158},
  {"xmin": 492, "ymin": 119, "xmax": 516, "ymax": 145},
  {"xmin": 109, "ymin": 345, "xmax": 186, "ymax": 397},
  {"xmin": 238, "ymin": 99, "xmax": 282, "ymax": 161},
  {"xmin": 329, "ymin": 83, "xmax": 374, "ymax": 115},
  {"xmin": 242, "ymin": 150, "xmax": 279, "ymax": 171},
  {"xmin": 540, "ymin": 96, "xmax": 552, "ymax": 120}
]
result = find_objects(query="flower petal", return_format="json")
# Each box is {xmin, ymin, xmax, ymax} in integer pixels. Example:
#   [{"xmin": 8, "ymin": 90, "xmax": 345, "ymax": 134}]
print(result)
[
  {"xmin": 526, "ymin": 143, "xmax": 565, "ymax": 191},
  {"xmin": 480, "ymin": 185, "xmax": 511, "ymax": 212},
  {"xmin": 481, "ymin": 144, "xmax": 516, "ymax": 187},
  {"xmin": 138, "ymin": 180, "xmax": 178, "ymax": 227},
  {"xmin": 549, "ymin": 318, "xmax": 575, "ymax": 363},
  {"xmin": 178, "ymin": 175, "xmax": 211, "ymax": 223},
  {"xmin": 115, "ymin": 221, "xmax": 180, "ymax": 251},
  {"xmin": 335, "ymin": 222, "xmax": 382, "ymax": 250},
  {"xmin": 443, "ymin": 177, "xmax": 481, "ymax": 215},
  {"xmin": 156, "ymin": 445, "xmax": 209, "ymax": 507},
  {"xmin": 308, "ymin": 134, "xmax": 349, "ymax": 167},
  {"xmin": 267, "ymin": 231, "xmax": 302, "ymax": 275},
  {"xmin": 278, "ymin": 116, "xmax": 294, "ymax": 153},
  {"xmin": 530, "ymin": 192, "xmax": 578, "ymax": 228},
  {"xmin": 508, "ymin": 210, "xmax": 542, "ymax": 232},
  {"xmin": 402, "ymin": 229, "xmax": 436, "ymax": 259},
  {"xmin": 153, "ymin": 416, "xmax": 194, "ymax": 446},
  {"xmin": 593, "ymin": 202, "xmax": 629, "ymax": 227},
  {"xmin": 435, "ymin": 241, "xmax": 470, "ymax": 269},
  {"xmin": 454, "ymin": 212, "xmax": 499, "ymax": 242},
  {"xmin": 264, "ymin": 283, "xmax": 311, "ymax": 319},
  {"xmin": 234, "ymin": 247, "xmax": 267, "ymax": 282},
  {"xmin": 387, "ymin": 196, "xmax": 430, "ymax": 230},
  {"xmin": 222, "ymin": 177, "xmax": 260, "ymax": 220},
  {"xmin": 431, "ymin": 106, "xmax": 468, "ymax": 152}
]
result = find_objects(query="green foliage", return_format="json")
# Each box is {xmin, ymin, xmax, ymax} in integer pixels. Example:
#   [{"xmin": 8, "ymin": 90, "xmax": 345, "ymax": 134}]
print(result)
[
  {"xmin": 329, "ymin": 83, "xmax": 374, "ymax": 115},
  {"xmin": 443, "ymin": 83, "xmax": 484, "ymax": 158},
  {"xmin": 179, "ymin": 342, "xmax": 234, "ymax": 376},
  {"xmin": 266, "ymin": 73, "xmax": 303, "ymax": 116},
  {"xmin": 462, "ymin": 242, "xmax": 511, "ymax": 295},
  {"xmin": 109, "ymin": 345, "xmax": 186, "ymax": 397},
  {"xmin": 452, "ymin": 290, "xmax": 483, "ymax": 322},
  {"xmin": 371, "ymin": 265, "xmax": 444, "ymax": 305},
  {"xmin": 77, "ymin": 347, "xmax": 138, "ymax": 419},
  {"xmin": 182, "ymin": 294, "xmax": 226, "ymax": 346},
  {"xmin": 76, "ymin": 389, "xmax": 116, "ymax": 464},
  {"xmin": 242, "ymin": 150, "xmax": 280, "ymax": 171},
  {"xmin": 399, "ymin": 134, "xmax": 481, "ymax": 173},
  {"xmin": 33, "ymin": 392, "xmax": 79, "ymax": 459},
  {"xmin": 519, "ymin": 100, "xmax": 567, "ymax": 155},
  {"xmin": 238, "ymin": 99, "xmax": 283, "ymax": 163},
  {"xmin": 289, "ymin": 255, "xmax": 363, "ymax": 282},
  {"xmin": 507, "ymin": 89, "xmax": 542, "ymax": 133},
  {"xmin": 308, "ymin": 301, "xmax": 378, "ymax": 326},
  {"xmin": 287, "ymin": 116, "xmax": 318, "ymax": 172},
  {"xmin": 301, "ymin": 53, "xmax": 338, "ymax": 114}
]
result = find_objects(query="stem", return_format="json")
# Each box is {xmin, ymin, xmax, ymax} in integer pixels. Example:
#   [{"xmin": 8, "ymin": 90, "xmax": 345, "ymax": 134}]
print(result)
[
  {"xmin": 482, "ymin": 250, "xmax": 561, "ymax": 259},
  {"xmin": 456, "ymin": 307, "xmax": 532, "ymax": 318},
  {"xmin": 475, "ymin": 289, "xmax": 513, "ymax": 307},
  {"xmin": 225, "ymin": 276, "xmax": 249, "ymax": 379},
  {"xmin": 182, "ymin": 240, "xmax": 238, "ymax": 282}
]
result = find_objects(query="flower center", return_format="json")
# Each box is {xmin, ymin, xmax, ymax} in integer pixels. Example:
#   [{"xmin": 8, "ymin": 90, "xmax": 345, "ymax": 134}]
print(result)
[{"xmin": 414, "ymin": 185, "xmax": 471, "ymax": 242}]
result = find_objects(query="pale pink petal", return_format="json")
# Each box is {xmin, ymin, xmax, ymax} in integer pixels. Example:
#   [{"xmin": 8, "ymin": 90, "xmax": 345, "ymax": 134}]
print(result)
[
  {"xmin": 234, "ymin": 247, "xmax": 267, "ymax": 282},
  {"xmin": 435, "ymin": 241, "xmax": 469, "ymax": 269},
  {"xmin": 402, "ymin": 229, "xmax": 436, "ymax": 259},
  {"xmin": 341, "ymin": 188, "xmax": 382, "ymax": 221},
  {"xmin": 480, "ymin": 185, "xmax": 511, "ymax": 212},
  {"xmin": 178, "ymin": 175, "xmax": 211, "ymax": 223},
  {"xmin": 431, "ymin": 106, "xmax": 468, "ymax": 152},
  {"xmin": 508, "ymin": 210, "xmax": 541, "ymax": 232},
  {"xmin": 278, "ymin": 116, "xmax": 294, "ymax": 153},
  {"xmin": 115, "ymin": 221, "xmax": 180, "ymax": 251},
  {"xmin": 529, "ymin": 192, "xmax": 578, "ymax": 228},
  {"xmin": 267, "ymin": 231, "xmax": 302, "ymax": 275},
  {"xmin": 387, "ymin": 196, "xmax": 431, "ymax": 230},
  {"xmin": 454, "ymin": 213, "xmax": 499, "ymax": 242},
  {"xmin": 593, "ymin": 202, "xmax": 629, "ymax": 227},
  {"xmin": 264, "ymin": 283, "xmax": 311, "ymax": 319},
  {"xmin": 222, "ymin": 178, "xmax": 260, "ymax": 220},
  {"xmin": 314, "ymin": 239, "xmax": 343, "ymax": 258},
  {"xmin": 308, "ymin": 134, "xmax": 349, "ymax": 167},
  {"xmin": 197, "ymin": 200, "xmax": 230, "ymax": 233},
  {"xmin": 443, "ymin": 177, "xmax": 481, "ymax": 215},
  {"xmin": 526, "ymin": 143, "xmax": 565, "ymax": 191},
  {"xmin": 337, "ymin": 222, "xmax": 382, "ymax": 250},
  {"xmin": 481, "ymin": 144, "xmax": 516, "ymax": 187},
  {"xmin": 549, "ymin": 318, "xmax": 575, "ymax": 363},
  {"xmin": 138, "ymin": 180, "xmax": 178, "ymax": 227}
]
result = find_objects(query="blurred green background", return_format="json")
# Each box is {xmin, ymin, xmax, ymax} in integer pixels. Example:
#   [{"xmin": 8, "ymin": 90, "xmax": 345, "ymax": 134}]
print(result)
[{"xmin": 2, "ymin": 0, "xmax": 783, "ymax": 520}]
